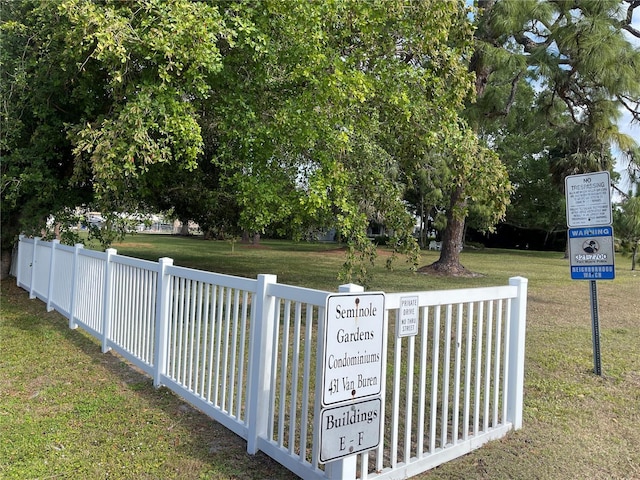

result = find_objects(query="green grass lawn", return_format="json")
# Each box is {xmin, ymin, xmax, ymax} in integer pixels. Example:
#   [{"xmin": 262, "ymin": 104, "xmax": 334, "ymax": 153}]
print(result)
[{"xmin": 1, "ymin": 235, "xmax": 639, "ymax": 479}]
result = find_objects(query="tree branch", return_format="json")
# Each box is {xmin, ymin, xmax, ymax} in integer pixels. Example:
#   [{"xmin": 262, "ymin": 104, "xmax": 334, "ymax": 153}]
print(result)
[
  {"xmin": 513, "ymin": 33, "xmax": 548, "ymax": 53},
  {"xmin": 484, "ymin": 71, "xmax": 523, "ymax": 119},
  {"xmin": 623, "ymin": 0, "xmax": 640, "ymax": 38},
  {"xmin": 612, "ymin": 182, "xmax": 630, "ymax": 200},
  {"xmin": 617, "ymin": 95, "xmax": 640, "ymax": 123}
]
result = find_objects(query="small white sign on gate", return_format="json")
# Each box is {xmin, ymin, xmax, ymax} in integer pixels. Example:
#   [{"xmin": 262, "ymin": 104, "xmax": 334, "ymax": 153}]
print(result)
[
  {"xmin": 397, "ymin": 295, "xmax": 419, "ymax": 337},
  {"xmin": 319, "ymin": 398, "xmax": 382, "ymax": 464}
]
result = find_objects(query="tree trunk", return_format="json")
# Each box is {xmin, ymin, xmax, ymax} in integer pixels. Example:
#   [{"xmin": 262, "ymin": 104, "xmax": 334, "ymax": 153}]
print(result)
[
  {"xmin": 180, "ymin": 219, "xmax": 190, "ymax": 236},
  {"xmin": 420, "ymin": 184, "xmax": 472, "ymax": 276},
  {"xmin": 632, "ymin": 244, "xmax": 637, "ymax": 271},
  {"xmin": 0, "ymin": 249, "xmax": 11, "ymax": 280},
  {"xmin": 436, "ymin": 211, "xmax": 465, "ymax": 270}
]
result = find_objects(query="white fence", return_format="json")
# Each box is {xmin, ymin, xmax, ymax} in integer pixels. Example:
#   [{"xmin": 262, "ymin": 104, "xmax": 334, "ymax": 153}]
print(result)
[{"xmin": 15, "ymin": 235, "xmax": 527, "ymax": 480}]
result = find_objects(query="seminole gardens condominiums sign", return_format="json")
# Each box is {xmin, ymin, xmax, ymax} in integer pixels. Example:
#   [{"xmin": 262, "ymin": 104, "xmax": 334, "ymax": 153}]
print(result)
[
  {"xmin": 321, "ymin": 292, "xmax": 385, "ymax": 406},
  {"xmin": 318, "ymin": 292, "xmax": 385, "ymax": 463}
]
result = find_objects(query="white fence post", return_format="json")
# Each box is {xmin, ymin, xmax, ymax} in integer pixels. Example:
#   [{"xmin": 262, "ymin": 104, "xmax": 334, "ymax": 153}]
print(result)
[
  {"xmin": 247, "ymin": 273, "xmax": 277, "ymax": 455},
  {"xmin": 324, "ymin": 283, "xmax": 365, "ymax": 480},
  {"xmin": 46, "ymin": 240, "xmax": 60, "ymax": 311},
  {"xmin": 68, "ymin": 243, "xmax": 84, "ymax": 330},
  {"xmin": 16, "ymin": 235, "xmax": 25, "ymax": 288},
  {"xmin": 154, "ymin": 257, "xmax": 174, "ymax": 388},
  {"xmin": 29, "ymin": 237, "xmax": 41, "ymax": 299},
  {"xmin": 507, "ymin": 276, "xmax": 528, "ymax": 430},
  {"xmin": 101, "ymin": 248, "xmax": 117, "ymax": 354}
]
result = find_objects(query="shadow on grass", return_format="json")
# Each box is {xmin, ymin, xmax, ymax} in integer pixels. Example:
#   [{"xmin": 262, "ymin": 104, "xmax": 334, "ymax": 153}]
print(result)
[{"xmin": 1, "ymin": 279, "xmax": 295, "ymax": 480}]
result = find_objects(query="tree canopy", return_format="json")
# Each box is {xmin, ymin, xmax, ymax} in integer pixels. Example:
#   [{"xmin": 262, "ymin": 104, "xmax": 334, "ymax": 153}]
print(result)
[
  {"xmin": 425, "ymin": 0, "xmax": 640, "ymax": 274},
  {"xmin": 2, "ymin": 0, "xmax": 484, "ymax": 283},
  {"xmin": 1, "ymin": 0, "xmax": 229, "ymax": 248}
]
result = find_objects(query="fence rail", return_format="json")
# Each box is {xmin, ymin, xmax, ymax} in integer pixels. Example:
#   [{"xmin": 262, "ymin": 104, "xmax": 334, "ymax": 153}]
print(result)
[{"xmin": 15, "ymin": 235, "xmax": 527, "ymax": 480}]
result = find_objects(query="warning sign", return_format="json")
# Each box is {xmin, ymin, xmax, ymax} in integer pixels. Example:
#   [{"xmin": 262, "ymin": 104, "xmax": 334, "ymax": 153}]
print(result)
[{"xmin": 568, "ymin": 226, "xmax": 615, "ymax": 280}]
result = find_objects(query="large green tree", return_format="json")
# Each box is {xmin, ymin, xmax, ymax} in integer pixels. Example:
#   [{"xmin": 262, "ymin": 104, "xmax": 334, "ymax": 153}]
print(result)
[
  {"xmin": 206, "ymin": 0, "xmax": 478, "ymax": 281},
  {"xmin": 2, "ymin": 0, "xmax": 480, "ymax": 283},
  {"xmin": 1, "ymin": 0, "xmax": 232, "ymax": 272},
  {"xmin": 477, "ymin": 71, "xmax": 567, "ymax": 247},
  {"xmin": 430, "ymin": 0, "xmax": 640, "ymax": 274}
]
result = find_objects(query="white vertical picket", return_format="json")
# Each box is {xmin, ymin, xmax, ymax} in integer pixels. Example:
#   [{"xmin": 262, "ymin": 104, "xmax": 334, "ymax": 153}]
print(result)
[
  {"xmin": 463, "ymin": 302, "xmax": 474, "ymax": 441},
  {"xmin": 153, "ymin": 257, "xmax": 173, "ymax": 387},
  {"xmin": 246, "ymin": 274, "xmax": 277, "ymax": 455},
  {"xmin": 507, "ymin": 277, "xmax": 528, "ymax": 430},
  {"xmin": 101, "ymin": 248, "xmax": 116, "ymax": 353},
  {"xmin": 484, "ymin": 300, "xmax": 494, "ymax": 432},
  {"xmin": 68, "ymin": 243, "xmax": 84, "ymax": 330},
  {"xmin": 404, "ymin": 333, "xmax": 415, "ymax": 461},
  {"xmin": 452, "ymin": 304, "xmax": 463, "ymax": 444},
  {"xmin": 473, "ymin": 301, "xmax": 484, "ymax": 435},
  {"xmin": 45, "ymin": 240, "xmax": 60, "ymax": 311},
  {"xmin": 493, "ymin": 299, "xmax": 504, "ymax": 427},
  {"xmin": 16, "ymin": 235, "xmax": 25, "ymax": 288},
  {"xmin": 416, "ymin": 306, "xmax": 429, "ymax": 457},
  {"xmin": 429, "ymin": 305, "xmax": 440, "ymax": 453},
  {"xmin": 29, "ymin": 237, "xmax": 40, "ymax": 299},
  {"xmin": 441, "ymin": 305, "xmax": 452, "ymax": 447}
]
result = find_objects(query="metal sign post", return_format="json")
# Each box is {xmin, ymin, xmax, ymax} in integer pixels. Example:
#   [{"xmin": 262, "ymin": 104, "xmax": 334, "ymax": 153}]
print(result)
[{"xmin": 589, "ymin": 280, "xmax": 602, "ymax": 376}]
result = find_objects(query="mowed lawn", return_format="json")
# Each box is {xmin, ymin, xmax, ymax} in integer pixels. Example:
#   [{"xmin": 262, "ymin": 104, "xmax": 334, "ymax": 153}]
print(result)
[{"xmin": 1, "ymin": 235, "xmax": 639, "ymax": 479}]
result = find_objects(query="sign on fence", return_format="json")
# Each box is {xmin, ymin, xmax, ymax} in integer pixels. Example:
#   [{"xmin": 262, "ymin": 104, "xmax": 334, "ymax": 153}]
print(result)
[
  {"xmin": 319, "ymin": 292, "xmax": 384, "ymax": 463},
  {"xmin": 397, "ymin": 295, "xmax": 419, "ymax": 337},
  {"xmin": 321, "ymin": 292, "xmax": 385, "ymax": 405},
  {"xmin": 319, "ymin": 398, "xmax": 382, "ymax": 463}
]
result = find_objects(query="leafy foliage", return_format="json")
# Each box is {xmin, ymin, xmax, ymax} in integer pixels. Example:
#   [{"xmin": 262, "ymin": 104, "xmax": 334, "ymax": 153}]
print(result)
[
  {"xmin": 2, "ymin": 0, "xmax": 479, "ymax": 283},
  {"xmin": 614, "ymin": 189, "xmax": 640, "ymax": 270},
  {"xmin": 205, "ymin": 0, "xmax": 477, "ymax": 282},
  {"xmin": 1, "ymin": 0, "xmax": 230, "ymax": 250}
]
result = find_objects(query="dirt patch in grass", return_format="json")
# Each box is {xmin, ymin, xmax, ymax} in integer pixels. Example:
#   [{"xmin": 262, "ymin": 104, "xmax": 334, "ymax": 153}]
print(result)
[
  {"xmin": 114, "ymin": 241, "xmax": 155, "ymax": 249},
  {"xmin": 417, "ymin": 263, "xmax": 485, "ymax": 278}
]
